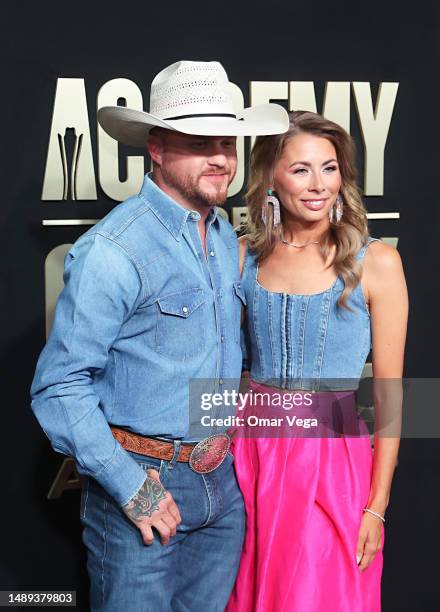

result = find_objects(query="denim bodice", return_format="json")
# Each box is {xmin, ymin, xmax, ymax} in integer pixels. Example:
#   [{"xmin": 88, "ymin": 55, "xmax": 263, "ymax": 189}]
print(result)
[{"xmin": 241, "ymin": 237, "xmax": 379, "ymax": 390}]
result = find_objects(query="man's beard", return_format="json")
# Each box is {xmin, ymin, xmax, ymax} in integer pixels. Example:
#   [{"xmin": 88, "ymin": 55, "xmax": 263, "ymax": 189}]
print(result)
[{"xmin": 161, "ymin": 167, "xmax": 235, "ymax": 208}]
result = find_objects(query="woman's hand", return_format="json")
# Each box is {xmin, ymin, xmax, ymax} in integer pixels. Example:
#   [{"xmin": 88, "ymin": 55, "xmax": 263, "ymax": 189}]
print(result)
[{"xmin": 355, "ymin": 512, "xmax": 384, "ymax": 572}]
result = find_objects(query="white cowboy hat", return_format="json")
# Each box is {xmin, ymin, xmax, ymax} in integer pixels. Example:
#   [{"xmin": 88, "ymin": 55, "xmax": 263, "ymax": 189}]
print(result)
[{"xmin": 98, "ymin": 60, "xmax": 289, "ymax": 146}]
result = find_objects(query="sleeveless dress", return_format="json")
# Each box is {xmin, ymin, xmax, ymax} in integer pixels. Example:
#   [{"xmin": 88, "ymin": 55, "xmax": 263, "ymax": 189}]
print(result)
[{"xmin": 226, "ymin": 237, "xmax": 384, "ymax": 612}]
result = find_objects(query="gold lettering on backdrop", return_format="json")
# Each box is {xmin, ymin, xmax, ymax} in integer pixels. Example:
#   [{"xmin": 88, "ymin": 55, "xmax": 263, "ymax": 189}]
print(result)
[
  {"xmin": 45, "ymin": 244, "xmax": 71, "ymax": 339},
  {"xmin": 250, "ymin": 81, "xmax": 289, "ymax": 147},
  {"xmin": 42, "ymin": 78, "xmax": 97, "ymax": 201},
  {"xmin": 289, "ymin": 82, "xmax": 351, "ymax": 132},
  {"xmin": 289, "ymin": 81, "xmax": 318, "ymax": 113},
  {"xmin": 353, "ymin": 82, "xmax": 399, "ymax": 196},
  {"xmin": 322, "ymin": 82, "xmax": 351, "ymax": 133},
  {"xmin": 97, "ymin": 79, "xmax": 145, "ymax": 201},
  {"xmin": 42, "ymin": 78, "xmax": 399, "ymax": 202},
  {"xmin": 47, "ymin": 458, "xmax": 81, "ymax": 499}
]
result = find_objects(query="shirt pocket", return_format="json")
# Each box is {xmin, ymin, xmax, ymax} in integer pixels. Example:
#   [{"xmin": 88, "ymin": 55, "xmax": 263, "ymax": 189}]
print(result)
[
  {"xmin": 155, "ymin": 287, "xmax": 207, "ymax": 359},
  {"xmin": 232, "ymin": 281, "xmax": 247, "ymax": 343}
]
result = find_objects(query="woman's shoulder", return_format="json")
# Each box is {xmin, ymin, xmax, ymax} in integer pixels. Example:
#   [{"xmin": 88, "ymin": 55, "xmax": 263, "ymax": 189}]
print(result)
[
  {"xmin": 363, "ymin": 238, "xmax": 403, "ymax": 270},
  {"xmin": 362, "ymin": 238, "xmax": 405, "ymax": 295}
]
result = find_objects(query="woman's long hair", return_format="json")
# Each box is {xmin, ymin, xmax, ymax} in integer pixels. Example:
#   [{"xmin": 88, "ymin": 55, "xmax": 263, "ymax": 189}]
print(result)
[{"xmin": 244, "ymin": 110, "xmax": 369, "ymax": 308}]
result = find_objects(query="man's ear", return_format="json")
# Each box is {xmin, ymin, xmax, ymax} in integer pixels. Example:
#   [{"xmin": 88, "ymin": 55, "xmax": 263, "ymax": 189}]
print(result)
[{"xmin": 147, "ymin": 132, "xmax": 164, "ymax": 166}]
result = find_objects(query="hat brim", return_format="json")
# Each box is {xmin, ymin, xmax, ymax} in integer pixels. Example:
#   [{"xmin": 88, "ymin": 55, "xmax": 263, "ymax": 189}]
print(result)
[{"xmin": 97, "ymin": 104, "xmax": 289, "ymax": 147}]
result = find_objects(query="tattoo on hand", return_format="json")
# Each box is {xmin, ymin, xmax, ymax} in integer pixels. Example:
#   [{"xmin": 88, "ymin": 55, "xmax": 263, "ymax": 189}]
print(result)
[{"xmin": 124, "ymin": 477, "xmax": 167, "ymax": 521}]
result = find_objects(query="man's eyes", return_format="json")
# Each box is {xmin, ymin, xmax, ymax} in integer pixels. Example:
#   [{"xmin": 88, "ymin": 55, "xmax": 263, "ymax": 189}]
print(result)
[
  {"xmin": 189, "ymin": 140, "xmax": 235, "ymax": 151},
  {"xmin": 190, "ymin": 142, "xmax": 206, "ymax": 150}
]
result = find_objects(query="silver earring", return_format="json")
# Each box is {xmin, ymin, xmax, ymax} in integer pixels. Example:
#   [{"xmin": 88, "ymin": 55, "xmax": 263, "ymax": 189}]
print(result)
[
  {"xmin": 262, "ymin": 188, "xmax": 281, "ymax": 226},
  {"xmin": 329, "ymin": 193, "xmax": 343, "ymax": 224}
]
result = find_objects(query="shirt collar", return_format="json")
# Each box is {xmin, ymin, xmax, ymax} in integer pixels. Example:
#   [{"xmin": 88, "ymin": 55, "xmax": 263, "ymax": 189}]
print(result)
[{"xmin": 139, "ymin": 173, "xmax": 219, "ymax": 241}]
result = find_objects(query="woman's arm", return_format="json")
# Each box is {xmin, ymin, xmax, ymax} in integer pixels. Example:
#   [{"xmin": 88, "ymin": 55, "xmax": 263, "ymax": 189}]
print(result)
[
  {"xmin": 364, "ymin": 240, "xmax": 408, "ymax": 515},
  {"xmin": 355, "ymin": 240, "xmax": 408, "ymax": 571}
]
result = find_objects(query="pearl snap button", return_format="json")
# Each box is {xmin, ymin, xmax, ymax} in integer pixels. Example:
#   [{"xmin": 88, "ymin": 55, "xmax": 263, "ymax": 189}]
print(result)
[
  {"xmin": 182, "ymin": 306, "xmax": 188, "ymax": 313},
  {"xmin": 209, "ymin": 251, "xmax": 215, "ymax": 257}
]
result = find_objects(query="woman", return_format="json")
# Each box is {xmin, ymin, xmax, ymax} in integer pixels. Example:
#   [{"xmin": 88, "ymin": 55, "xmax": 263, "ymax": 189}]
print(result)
[{"xmin": 226, "ymin": 111, "xmax": 408, "ymax": 611}]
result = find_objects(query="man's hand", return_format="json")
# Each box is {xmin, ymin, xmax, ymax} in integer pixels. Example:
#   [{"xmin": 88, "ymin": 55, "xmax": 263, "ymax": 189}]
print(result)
[{"xmin": 122, "ymin": 469, "xmax": 181, "ymax": 546}]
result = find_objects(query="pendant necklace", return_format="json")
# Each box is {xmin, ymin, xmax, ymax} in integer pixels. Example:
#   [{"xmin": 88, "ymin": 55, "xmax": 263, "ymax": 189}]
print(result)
[{"xmin": 280, "ymin": 228, "xmax": 321, "ymax": 248}]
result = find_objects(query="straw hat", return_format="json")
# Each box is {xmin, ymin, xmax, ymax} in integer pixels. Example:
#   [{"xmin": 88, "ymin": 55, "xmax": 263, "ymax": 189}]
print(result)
[{"xmin": 98, "ymin": 60, "xmax": 289, "ymax": 146}]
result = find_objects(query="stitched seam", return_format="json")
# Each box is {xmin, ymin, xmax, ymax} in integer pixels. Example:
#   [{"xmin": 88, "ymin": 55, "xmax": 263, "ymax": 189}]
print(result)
[
  {"xmin": 201, "ymin": 475, "xmax": 213, "ymax": 527},
  {"xmin": 267, "ymin": 292, "xmax": 279, "ymax": 376},
  {"xmin": 141, "ymin": 252, "xmax": 168, "ymax": 269},
  {"xmin": 83, "ymin": 481, "xmax": 89, "ymax": 519},
  {"xmin": 253, "ymin": 283, "xmax": 265, "ymax": 379},
  {"xmin": 298, "ymin": 297, "xmax": 309, "ymax": 383},
  {"xmin": 138, "ymin": 193, "xmax": 183, "ymax": 239},
  {"xmin": 286, "ymin": 296, "xmax": 293, "ymax": 383},
  {"xmin": 313, "ymin": 289, "xmax": 332, "ymax": 386},
  {"xmin": 109, "ymin": 350, "xmax": 117, "ymax": 423},
  {"xmin": 280, "ymin": 294, "xmax": 287, "ymax": 388},
  {"xmin": 94, "ymin": 232, "xmax": 149, "ymax": 303},
  {"xmin": 106, "ymin": 202, "xmax": 150, "ymax": 239},
  {"xmin": 157, "ymin": 286, "xmax": 205, "ymax": 300},
  {"xmin": 100, "ymin": 498, "xmax": 108, "ymax": 611}
]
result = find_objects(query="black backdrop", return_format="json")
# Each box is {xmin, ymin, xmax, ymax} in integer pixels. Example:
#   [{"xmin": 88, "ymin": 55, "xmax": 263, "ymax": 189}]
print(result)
[{"xmin": 1, "ymin": 2, "xmax": 439, "ymax": 610}]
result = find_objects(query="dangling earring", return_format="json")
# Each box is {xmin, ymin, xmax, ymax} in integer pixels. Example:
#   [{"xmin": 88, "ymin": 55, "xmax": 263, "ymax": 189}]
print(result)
[
  {"xmin": 262, "ymin": 188, "xmax": 281, "ymax": 226},
  {"xmin": 335, "ymin": 193, "xmax": 343, "ymax": 223},
  {"xmin": 329, "ymin": 193, "xmax": 343, "ymax": 224}
]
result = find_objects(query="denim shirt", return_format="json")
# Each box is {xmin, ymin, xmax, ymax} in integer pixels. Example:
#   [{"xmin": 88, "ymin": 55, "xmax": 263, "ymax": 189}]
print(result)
[{"xmin": 30, "ymin": 174, "xmax": 245, "ymax": 506}]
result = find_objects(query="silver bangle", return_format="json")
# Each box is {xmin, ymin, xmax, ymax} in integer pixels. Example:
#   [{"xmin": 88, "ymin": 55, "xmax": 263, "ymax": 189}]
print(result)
[{"xmin": 362, "ymin": 507, "xmax": 385, "ymax": 523}]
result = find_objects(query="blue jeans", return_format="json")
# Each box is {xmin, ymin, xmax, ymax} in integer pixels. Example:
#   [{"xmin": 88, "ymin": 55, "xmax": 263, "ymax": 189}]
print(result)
[{"xmin": 79, "ymin": 442, "xmax": 246, "ymax": 611}]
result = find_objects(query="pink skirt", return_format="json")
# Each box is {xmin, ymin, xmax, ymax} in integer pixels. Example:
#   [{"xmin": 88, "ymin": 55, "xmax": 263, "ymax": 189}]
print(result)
[{"xmin": 226, "ymin": 381, "xmax": 384, "ymax": 612}]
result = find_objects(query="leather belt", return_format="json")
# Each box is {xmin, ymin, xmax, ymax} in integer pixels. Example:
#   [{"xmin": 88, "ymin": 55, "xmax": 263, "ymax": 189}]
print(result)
[
  {"xmin": 110, "ymin": 426, "xmax": 231, "ymax": 474},
  {"xmin": 110, "ymin": 426, "xmax": 195, "ymax": 462}
]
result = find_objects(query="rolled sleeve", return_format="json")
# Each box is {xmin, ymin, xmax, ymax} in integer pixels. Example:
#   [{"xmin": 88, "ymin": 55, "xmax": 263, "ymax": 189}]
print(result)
[{"xmin": 31, "ymin": 232, "xmax": 147, "ymax": 506}]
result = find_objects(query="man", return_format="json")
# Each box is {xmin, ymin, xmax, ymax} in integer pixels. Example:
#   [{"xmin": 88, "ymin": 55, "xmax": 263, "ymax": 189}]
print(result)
[{"xmin": 31, "ymin": 60, "xmax": 288, "ymax": 611}]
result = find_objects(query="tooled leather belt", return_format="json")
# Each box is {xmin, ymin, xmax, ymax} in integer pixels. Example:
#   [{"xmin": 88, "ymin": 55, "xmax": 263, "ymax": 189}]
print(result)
[
  {"xmin": 110, "ymin": 426, "xmax": 231, "ymax": 474},
  {"xmin": 110, "ymin": 426, "xmax": 195, "ymax": 462}
]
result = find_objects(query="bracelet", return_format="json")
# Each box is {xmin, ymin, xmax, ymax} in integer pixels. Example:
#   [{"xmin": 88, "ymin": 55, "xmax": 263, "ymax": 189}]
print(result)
[{"xmin": 362, "ymin": 507, "xmax": 385, "ymax": 523}]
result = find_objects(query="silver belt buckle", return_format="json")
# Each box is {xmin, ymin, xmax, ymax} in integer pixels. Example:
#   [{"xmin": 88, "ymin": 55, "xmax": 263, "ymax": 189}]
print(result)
[{"xmin": 189, "ymin": 433, "xmax": 231, "ymax": 474}]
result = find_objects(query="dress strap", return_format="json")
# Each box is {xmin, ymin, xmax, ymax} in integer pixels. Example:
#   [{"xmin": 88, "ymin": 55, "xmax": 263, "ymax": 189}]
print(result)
[
  {"xmin": 239, "ymin": 239, "xmax": 247, "ymax": 276},
  {"xmin": 356, "ymin": 236, "xmax": 380, "ymax": 262},
  {"xmin": 240, "ymin": 239, "xmax": 257, "ymax": 279}
]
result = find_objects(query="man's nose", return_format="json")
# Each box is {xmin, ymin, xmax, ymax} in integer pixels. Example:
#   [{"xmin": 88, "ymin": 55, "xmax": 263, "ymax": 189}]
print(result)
[{"xmin": 207, "ymin": 151, "xmax": 228, "ymax": 167}]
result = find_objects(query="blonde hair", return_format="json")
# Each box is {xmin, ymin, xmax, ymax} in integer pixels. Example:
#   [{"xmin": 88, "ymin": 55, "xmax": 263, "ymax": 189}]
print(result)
[{"xmin": 244, "ymin": 110, "xmax": 369, "ymax": 308}]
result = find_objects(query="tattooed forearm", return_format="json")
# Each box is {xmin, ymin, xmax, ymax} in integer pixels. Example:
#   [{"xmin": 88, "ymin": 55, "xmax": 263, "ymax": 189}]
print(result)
[{"xmin": 123, "ymin": 477, "xmax": 167, "ymax": 521}]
